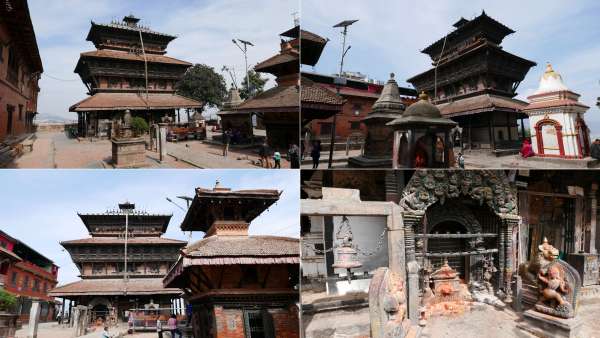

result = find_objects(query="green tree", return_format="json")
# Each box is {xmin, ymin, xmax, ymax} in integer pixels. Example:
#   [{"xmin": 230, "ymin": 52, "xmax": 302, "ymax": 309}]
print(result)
[
  {"xmin": 239, "ymin": 70, "xmax": 268, "ymax": 100},
  {"xmin": 0, "ymin": 289, "xmax": 17, "ymax": 312},
  {"xmin": 131, "ymin": 116, "xmax": 149, "ymax": 136},
  {"xmin": 176, "ymin": 64, "xmax": 227, "ymax": 110}
]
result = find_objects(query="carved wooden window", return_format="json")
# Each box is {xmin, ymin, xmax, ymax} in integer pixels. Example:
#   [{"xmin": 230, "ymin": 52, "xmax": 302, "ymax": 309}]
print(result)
[
  {"xmin": 350, "ymin": 121, "xmax": 361, "ymax": 130},
  {"xmin": 32, "ymin": 279, "xmax": 40, "ymax": 292},
  {"xmin": 10, "ymin": 272, "xmax": 17, "ymax": 286},
  {"xmin": 7, "ymin": 46, "xmax": 18, "ymax": 86},
  {"xmin": 22, "ymin": 275, "xmax": 29, "ymax": 290},
  {"xmin": 92, "ymin": 264, "xmax": 103, "ymax": 275},
  {"xmin": 149, "ymin": 263, "xmax": 160, "ymax": 274}
]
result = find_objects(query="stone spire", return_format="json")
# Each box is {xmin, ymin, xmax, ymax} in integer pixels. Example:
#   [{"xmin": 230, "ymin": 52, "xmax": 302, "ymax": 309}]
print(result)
[
  {"xmin": 534, "ymin": 63, "xmax": 568, "ymax": 95},
  {"xmin": 222, "ymin": 86, "xmax": 244, "ymax": 110},
  {"xmin": 368, "ymin": 73, "xmax": 405, "ymax": 118}
]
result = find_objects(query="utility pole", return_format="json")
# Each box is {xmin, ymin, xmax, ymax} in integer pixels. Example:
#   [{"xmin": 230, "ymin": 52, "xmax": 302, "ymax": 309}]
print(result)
[
  {"xmin": 328, "ymin": 20, "xmax": 358, "ymax": 168},
  {"xmin": 119, "ymin": 202, "xmax": 135, "ymax": 295},
  {"xmin": 233, "ymin": 39, "xmax": 254, "ymax": 96}
]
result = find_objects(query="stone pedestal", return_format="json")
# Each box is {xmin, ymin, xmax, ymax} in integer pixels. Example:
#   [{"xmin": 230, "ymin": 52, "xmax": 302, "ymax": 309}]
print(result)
[
  {"xmin": 0, "ymin": 312, "xmax": 18, "ymax": 338},
  {"xmin": 111, "ymin": 137, "xmax": 146, "ymax": 168},
  {"xmin": 27, "ymin": 300, "xmax": 40, "ymax": 338},
  {"xmin": 518, "ymin": 309, "xmax": 583, "ymax": 338}
]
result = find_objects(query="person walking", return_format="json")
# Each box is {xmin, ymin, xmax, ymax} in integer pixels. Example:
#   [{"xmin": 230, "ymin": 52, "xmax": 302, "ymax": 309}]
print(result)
[
  {"xmin": 311, "ymin": 140, "xmax": 321, "ymax": 169},
  {"xmin": 222, "ymin": 129, "xmax": 231, "ymax": 157},
  {"xmin": 591, "ymin": 139, "xmax": 600, "ymax": 160},
  {"xmin": 288, "ymin": 143, "xmax": 300, "ymax": 168},
  {"xmin": 156, "ymin": 316, "xmax": 164, "ymax": 338},
  {"xmin": 259, "ymin": 141, "xmax": 272, "ymax": 168},
  {"xmin": 167, "ymin": 314, "xmax": 182, "ymax": 338},
  {"xmin": 273, "ymin": 151, "xmax": 281, "ymax": 169},
  {"xmin": 457, "ymin": 152, "xmax": 465, "ymax": 169}
]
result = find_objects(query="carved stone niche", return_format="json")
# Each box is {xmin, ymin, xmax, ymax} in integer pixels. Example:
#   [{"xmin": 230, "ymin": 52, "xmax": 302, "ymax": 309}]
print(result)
[{"xmin": 369, "ymin": 267, "xmax": 418, "ymax": 338}]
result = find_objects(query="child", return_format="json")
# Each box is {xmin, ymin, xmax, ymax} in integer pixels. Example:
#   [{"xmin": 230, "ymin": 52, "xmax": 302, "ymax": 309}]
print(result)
[
  {"xmin": 273, "ymin": 151, "xmax": 281, "ymax": 169},
  {"xmin": 101, "ymin": 326, "xmax": 113, "ymax": 338},
  {"xmin": 457, "ymin": 152, "xmax": 465, "ymax": 169}
]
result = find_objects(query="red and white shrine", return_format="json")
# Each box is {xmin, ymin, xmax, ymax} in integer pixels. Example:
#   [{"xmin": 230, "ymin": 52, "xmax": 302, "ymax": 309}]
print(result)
[{"xmin": 524, "ymin": 64, "xmax": 591, "ymax": 158}]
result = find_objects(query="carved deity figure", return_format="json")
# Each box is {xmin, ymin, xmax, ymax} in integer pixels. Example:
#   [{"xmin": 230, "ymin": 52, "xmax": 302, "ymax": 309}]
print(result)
[
  {"xmin": 538, "ymin": 265, "xmax": 569, "ymax": 306},
  {"xmin": 527, "ymin": 238, "xmax": 577, "ymax": 318}
]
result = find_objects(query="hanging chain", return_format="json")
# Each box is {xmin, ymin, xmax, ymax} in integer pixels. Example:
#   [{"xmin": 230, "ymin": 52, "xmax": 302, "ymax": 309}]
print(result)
[
  {"xmin": 301, "ymin": 216, "xmax": 388, "ymax": 256},
  {"xmin": 355, "ymin": 227, "xmax": 387, "ymax": 257}
]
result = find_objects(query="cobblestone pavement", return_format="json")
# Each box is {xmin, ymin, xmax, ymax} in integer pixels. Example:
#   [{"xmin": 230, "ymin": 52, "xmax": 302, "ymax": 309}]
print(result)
[
  {"xmin": 461, "ymin": 150, "xmax": 599, "ymax": 169},
  {"xmin": 15, "ymin": 322, "xmax": 156, "ymax": 337},
  {"xmin": 8, "ymin": 131, "xmax": 292, "ymax": 169}
]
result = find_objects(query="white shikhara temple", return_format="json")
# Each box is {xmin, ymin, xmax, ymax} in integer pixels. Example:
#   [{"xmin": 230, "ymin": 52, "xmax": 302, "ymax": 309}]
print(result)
[{"xmin": 524, "ymin": 64, "xmax": 591, "ymax": 158}]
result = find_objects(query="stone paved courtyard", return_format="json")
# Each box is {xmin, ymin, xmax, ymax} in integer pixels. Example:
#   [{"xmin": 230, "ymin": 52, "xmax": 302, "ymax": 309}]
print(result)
[
  {"xmin": 299, "ymin": 148, "xmax": 600, "ymax": 169},
  {"xmin": 303, "ymin": 298, "xmax": 600, "ymax": 338},
  {"xmin": 6, "ymin": 131, "xmax": 291, "ymax": 169},
  {"xmin": 15, "ymin": 322, "xmax": 158, "ymax": 338}
]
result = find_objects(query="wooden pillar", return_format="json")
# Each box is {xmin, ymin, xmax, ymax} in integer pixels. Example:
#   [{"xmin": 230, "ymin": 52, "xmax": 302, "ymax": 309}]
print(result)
[
  {"xmin": 392, "ymin": 130, "xmax": 400, "ymax": 169},
  {"xmin": 60, "ymin": 298, "xmax": 66, "ymax": 324},
  {"xmin": 590, "ymin": 183, "xmax": 598, "ymax": 254},
  {"xmin": 467, "ymin": 118, "xmax": 472, "ymax": 150},
  {"xmin": 520, "ymin": 118, "xmax": 525, "ymax": 139},
  {"xmin": 488, "ymin": 113, "xmax": 496, "ymax": 150},
  {"xmin": 506, "ymin": 112, "xmax": 512, "ymax": 142}
]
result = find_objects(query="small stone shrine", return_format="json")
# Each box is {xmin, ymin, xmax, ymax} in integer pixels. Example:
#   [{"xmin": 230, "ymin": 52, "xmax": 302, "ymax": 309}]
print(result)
[
  {"xmin": 348, "ymin": 73, "xmax": 405, "ymax": 167},
  {"xmin": 111, "ymin": 109, "xmax": 146, "ymax": 168}
]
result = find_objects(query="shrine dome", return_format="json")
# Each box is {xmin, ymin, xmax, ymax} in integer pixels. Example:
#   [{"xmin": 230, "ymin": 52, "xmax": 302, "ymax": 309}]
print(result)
[
  {"xmin": 533, "ymin": 63, "xmax": 569, "ymax": 95},
  {"xmin": 387, "ymin": 92, "xmax": 456, "ymax": 127}
]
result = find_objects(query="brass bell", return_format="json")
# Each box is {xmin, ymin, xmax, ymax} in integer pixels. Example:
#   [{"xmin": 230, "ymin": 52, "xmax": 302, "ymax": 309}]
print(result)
[{"xmin": 332, "ymin": 216, "xmax": 362, "ymax": 282}]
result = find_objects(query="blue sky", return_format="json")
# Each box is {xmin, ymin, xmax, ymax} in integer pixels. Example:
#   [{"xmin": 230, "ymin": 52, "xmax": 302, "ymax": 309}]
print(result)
[
  {"xmin": 0, "ymin": 169, "xmax": 299, "ymax": 285},
  {"xmin": 29, "ymin": 0, "xmax": 297, "ymax": 121},
  {"xmin": 302, "ymin": 0, "xmax": 600, "ymax": 137}
]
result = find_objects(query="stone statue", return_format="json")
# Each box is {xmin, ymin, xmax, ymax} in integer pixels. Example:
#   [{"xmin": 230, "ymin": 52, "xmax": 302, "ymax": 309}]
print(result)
[
  {"xmin": 369, "ymin": 268, "xmax": 413, "ymax": 338},
  {"xmin": 521, "ymin": 238, "xmax": 581, "ymax": 319}
]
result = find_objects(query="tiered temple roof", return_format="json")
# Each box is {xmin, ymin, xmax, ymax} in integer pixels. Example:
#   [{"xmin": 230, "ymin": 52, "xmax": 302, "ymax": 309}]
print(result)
[{"xmin": 163, "ymin": 182, "xmax": 299, "ymax": 289}]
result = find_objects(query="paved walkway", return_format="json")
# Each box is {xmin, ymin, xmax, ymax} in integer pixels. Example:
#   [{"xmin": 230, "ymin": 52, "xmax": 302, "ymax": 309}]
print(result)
[
  {"xmin": 15, "ymin": 322, "xmax": 155, "ymax": 338},
  {"xmin": 7, "ymin": 131, "xmax": 292, "ymax": 169}
]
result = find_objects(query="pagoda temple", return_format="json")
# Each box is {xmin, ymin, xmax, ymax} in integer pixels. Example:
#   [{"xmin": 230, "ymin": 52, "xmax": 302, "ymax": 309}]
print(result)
[
  {"xmin": 49, "ymin": 203, "xmax": 186, "ymax": 324},
  {"xmin": 232, "ymin": 26, "xmax": 302, "ymax": 150},
  {"xmin": 70, "ymin": 15, "xmax": 202, "ymax": 138},
  {"xmin": 407, "ymin": 11, "xmax": 536, "ymax": 155},
  {"xmin": 524, "ymin": 63, "xmax": 591, "ymax": 158},
  {"xmin": 163, "ymin": 182, "xmax": 300, "ymax": 338}
]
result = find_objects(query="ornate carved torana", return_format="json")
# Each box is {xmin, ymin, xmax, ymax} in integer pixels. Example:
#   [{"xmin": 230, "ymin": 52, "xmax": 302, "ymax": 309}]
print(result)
[{"xmin": 399, "ymin": 170, "xmax": 518, "ymax": 216}]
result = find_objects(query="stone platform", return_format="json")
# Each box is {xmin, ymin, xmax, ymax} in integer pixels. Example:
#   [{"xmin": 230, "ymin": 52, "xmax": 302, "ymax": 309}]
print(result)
[
  {"xmin": 111, "ymin": 137, "xmax": 146, "ymax": 168},
  {"xmin": 523, "ymin": 156, "xmax": 599, "ymax": 168},
  {"xmin": 347, "ymin": 155, "xmax": 392, "ymax": 168},
  {"xmin": 517, "ymin": 309, "xmax": 583, "ymax": 338}
]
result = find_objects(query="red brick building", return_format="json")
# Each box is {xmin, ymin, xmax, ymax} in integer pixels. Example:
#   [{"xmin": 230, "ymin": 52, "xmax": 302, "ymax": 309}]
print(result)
[
  {"xmin": 0, "ymin": 230, "xmax": 59, "ymax": 323},
  {"xmin": 302, "ymin": 72, "xmax": 416, "ymax": 141},
  {"xmin": 0, "ymin": 0, "xmax": 43, "ymax": 142},
  {"xmin": 164, "ymin": 182, "xmax": 300, "ymax": 338}
]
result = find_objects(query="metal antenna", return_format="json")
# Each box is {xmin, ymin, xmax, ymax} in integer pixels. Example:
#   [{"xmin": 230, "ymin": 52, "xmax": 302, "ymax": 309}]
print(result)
[
  {"xmin": 328, "ymin": 19, "xmax": 358, "ymax": 168},
  {"xmin": 233, "ymin": 39, "xmax": 255, "ymax": 96}
]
